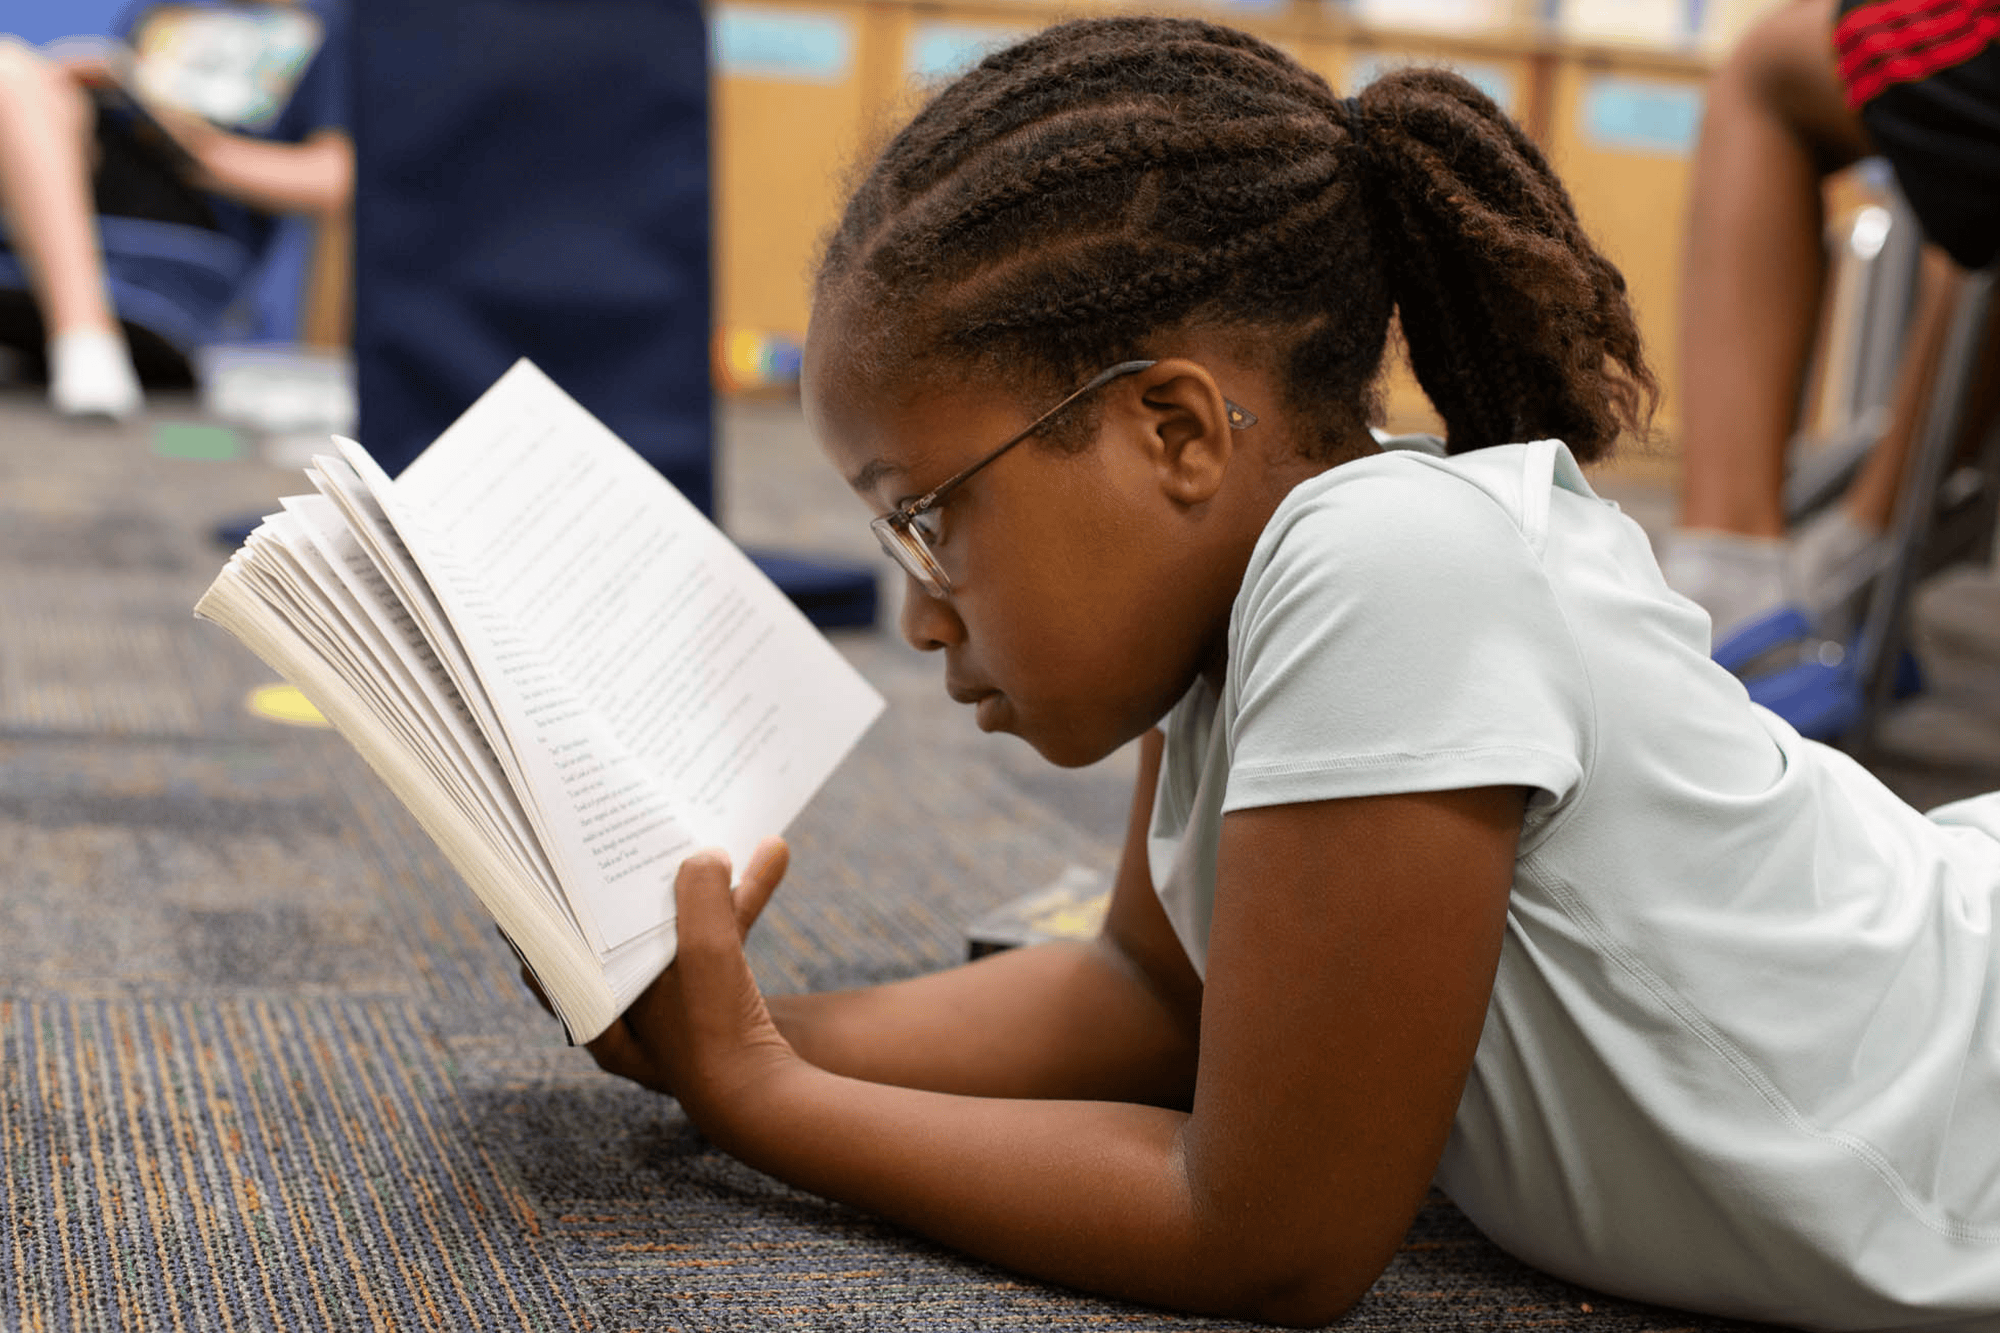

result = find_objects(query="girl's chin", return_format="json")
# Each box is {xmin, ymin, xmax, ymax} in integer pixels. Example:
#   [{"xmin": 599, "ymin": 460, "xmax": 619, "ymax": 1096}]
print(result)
[
  {"xmin": 974, "ymin": 693, "xmax": 1007, "ymax": 733},
  {"xmin": 970, "ymin": 694, "xmax": 1122, "ymax": 768}
]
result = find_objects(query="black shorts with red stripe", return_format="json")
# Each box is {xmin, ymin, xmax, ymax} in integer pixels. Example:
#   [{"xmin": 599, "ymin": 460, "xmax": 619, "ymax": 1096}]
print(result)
[{"xmin": 1835, "ymin": 0, "xmax": 2000, "ymax": 269}]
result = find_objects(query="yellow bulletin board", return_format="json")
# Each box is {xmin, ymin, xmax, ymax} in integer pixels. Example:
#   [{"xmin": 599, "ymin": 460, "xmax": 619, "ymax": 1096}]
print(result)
[
  {"xmin": 1306, "ymin": 24, "xmax": 1547, "ymax": 436},
  {"xmin": 710, "ymin": 0, "xmax": 888, "ymax": 338},
  {"xmin": 1541, "ymin": 46, "xmax": 1709, "ymax": 474}
]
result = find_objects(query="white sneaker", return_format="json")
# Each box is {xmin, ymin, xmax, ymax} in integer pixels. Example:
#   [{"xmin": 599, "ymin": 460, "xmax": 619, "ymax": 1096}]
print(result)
[
  {"xmin": 1658, "ymin": 526, "xmax": 1792, "ymax": 646},
  {"xmin": 1788, "ymin": 505, "xmax": 1888, "ymax": 644},
  {"xmin": 48, "ymin": 328, "xmax": 143, "ymax": 421}
]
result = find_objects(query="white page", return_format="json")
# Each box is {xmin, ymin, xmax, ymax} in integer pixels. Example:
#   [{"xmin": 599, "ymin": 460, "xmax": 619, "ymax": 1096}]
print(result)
[
  {"xmin": 302, "ymin": 450, "xmax": 652, "ymax": 952},
  {"xmin": 340, "ymin": 361, "xmax": 883, "ymax": 952},
  {"xmin": 306, "ymin": 455, "xmax": 521, "ymax": 790},
  {"xmin": 274, "ymin": 494, "xmax": 561, "ymax": 909},
  {"xmin": 333, "ymin": 450, "xmax": 700, "ymax": 952}
]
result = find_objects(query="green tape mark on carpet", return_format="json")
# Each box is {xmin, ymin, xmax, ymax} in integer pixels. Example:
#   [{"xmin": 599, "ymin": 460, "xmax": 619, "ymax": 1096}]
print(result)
[{"xmin": 153, "ymin": 422, "xmax": 243, "ymax": 461}]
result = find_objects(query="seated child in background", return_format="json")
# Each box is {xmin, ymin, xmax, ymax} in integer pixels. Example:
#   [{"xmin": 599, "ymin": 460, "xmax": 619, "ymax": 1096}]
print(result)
[
  {"xmin": 550, "ymin": 18, "xmax": 2000, "ymax": 1329},
  {"xmin": 0, "ymin": 0, "xmax": 349, "ymax": 419},
  {"xmin": 1664, "ymin": 0, "xmax": 2000, "ymax": 651}
]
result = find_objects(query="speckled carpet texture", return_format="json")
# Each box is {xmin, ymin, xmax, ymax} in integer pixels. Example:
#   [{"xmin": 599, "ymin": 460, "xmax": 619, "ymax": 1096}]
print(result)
[{"xmin": 13, "ymin": 387, "xmax": 2000, "ymax": 1330}]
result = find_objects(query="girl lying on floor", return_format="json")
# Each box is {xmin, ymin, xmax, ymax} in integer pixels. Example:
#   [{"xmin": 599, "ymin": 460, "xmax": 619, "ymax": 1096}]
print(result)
[{"xmin": 551, "ymin": 18, "xmax": 2000, "ymax": 1329}]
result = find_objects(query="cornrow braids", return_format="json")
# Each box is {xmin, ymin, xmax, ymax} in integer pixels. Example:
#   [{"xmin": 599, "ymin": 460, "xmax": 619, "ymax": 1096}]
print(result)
[{"xmin": 815, "ymin": 16, "xmax": 1656, "ymax": 461}]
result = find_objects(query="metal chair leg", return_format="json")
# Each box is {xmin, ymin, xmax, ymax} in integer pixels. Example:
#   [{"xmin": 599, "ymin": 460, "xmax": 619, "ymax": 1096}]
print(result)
[{"xmin": 1842, "ymin": 268, "xmax": 1999, "ymax": 753}]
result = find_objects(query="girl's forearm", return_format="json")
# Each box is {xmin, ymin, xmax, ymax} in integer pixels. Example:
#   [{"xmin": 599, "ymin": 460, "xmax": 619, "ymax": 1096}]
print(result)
[
  {"xmin": 765, "ymin": 937, "xmax": 1199, "ymax": 1107},
  {"xmin": 190, "ymin": 129, "xmax": 351, "ymax": 218},
  {"xmin": 709, "ymin": 1060, "xmax": 1305, "ymax": 1321}
]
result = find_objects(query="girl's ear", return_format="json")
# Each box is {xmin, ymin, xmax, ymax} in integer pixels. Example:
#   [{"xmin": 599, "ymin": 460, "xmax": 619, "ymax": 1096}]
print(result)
[{"xmin": 1131, "ymin": 359, "xmax": 1236, "ymax": 506}]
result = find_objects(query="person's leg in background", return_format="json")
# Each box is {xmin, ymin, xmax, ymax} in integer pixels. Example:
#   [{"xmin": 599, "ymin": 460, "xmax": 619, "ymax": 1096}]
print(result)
[
  {"xmin": 1811, "ymin": 248, "xmax": 1961, "ymax": 541},
  {"xmin": 0, "ymin": 36, "xmax": 141, "ymax": 418},
  {"xmin": 1664, "ymin": 0, "xmax": 1875, "ymax": 643}
]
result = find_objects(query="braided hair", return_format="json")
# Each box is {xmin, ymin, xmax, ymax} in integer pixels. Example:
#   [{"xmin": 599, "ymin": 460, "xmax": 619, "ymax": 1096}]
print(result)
[{"xmin": 814, "ymin": 16, "xmax": 1656, "ymax": 461}]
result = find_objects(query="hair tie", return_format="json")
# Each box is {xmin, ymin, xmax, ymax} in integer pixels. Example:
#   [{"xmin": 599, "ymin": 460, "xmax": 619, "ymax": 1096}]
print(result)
[
  {"xmin": 1339, "ymin": 94, "xmax": 1373, "ymax": 180},
  {"xmin": 1340, "ymin": 94, "xmax": 1366, "ymax": 140}
]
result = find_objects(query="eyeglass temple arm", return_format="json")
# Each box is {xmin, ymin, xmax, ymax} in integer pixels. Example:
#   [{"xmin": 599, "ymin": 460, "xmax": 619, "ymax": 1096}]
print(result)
[{"xmin": 900, "ymin": 360, "xmax": 1161, "ymax": 516}]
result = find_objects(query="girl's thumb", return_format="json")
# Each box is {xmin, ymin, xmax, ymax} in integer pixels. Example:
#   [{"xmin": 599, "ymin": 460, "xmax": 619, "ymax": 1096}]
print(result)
[
  {"xmin": 672, "ymin": 850, "xmax": 737, "ymax": 958},
  {"xmin": 733, "ymin": 836, "xmax": 789, "ymax": 934}
]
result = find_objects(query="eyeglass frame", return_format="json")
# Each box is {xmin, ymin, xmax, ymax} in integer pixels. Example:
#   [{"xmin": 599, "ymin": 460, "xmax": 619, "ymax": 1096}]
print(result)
[{"xmin": 869, "ymin": 358, "xmax": 1259, "ymax": 597}]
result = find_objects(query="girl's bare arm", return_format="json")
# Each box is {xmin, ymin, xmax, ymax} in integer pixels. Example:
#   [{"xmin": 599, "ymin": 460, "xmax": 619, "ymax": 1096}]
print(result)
[
  {"xmin": 177, "ymin": 124, "xmax": 351, "ymax": 219},
  {"xmin": 761, "ymin": 729, "xmax": 1203, "ymax": 1107},
  {"xmin": 615, "ymin": 775, "xmax": 1522, "ymax": 1326},
  {"xmin": 130, "ymin": 95, "xmax": 351, "ymax": 219},
  {"xmin": 49, "ymin": 49, "xmax": 351, "ymax": 220}
]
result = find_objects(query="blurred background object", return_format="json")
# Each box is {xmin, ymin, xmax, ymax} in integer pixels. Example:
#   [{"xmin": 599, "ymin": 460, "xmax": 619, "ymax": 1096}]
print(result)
[
  {"xmin": 0, "ymin": 0, "xmax": 350, "ymax": 427},
  {"xmin": 712, "ymin": 326, "xmax": 802, "ymax": 397},
  {"xmin": 0, "ymin": 0, "xmax": 129, "ymax": 46},
  {"xmin": 348, "ymin": 0, "xmax": 875, "ymax": 626},
  {"xmin": 345, "ymin": 0, "xmax": 713, "ymax": 505}
]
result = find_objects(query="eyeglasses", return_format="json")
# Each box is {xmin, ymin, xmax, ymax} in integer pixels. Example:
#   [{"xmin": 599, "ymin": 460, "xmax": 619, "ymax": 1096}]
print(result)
[{"xmin": 870, "ymin": 358, "xmax": 1258, "ymax": 598}]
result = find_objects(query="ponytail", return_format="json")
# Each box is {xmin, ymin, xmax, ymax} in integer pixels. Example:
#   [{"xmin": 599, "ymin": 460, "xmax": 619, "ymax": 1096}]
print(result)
[{"xmin": 1348, "ymin": 71, "xmax": 1657, "ymax": 458}]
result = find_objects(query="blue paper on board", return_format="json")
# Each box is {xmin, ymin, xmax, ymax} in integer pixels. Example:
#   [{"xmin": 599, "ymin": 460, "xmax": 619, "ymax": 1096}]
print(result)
[
  {"xmin": 712, "ymin": 5, "xmax": 853, "ymax": 83},
  {"xmin": 1581, "ymin": 75, "xmax": 1705, "ymax": 156},
  {"xmin": 906, "ymin": 21, "xmax": 1030, "ymax": 81},
  {"xmin": 1348, "ymin": 52, "xmax": 1514, "ymax": 110}
]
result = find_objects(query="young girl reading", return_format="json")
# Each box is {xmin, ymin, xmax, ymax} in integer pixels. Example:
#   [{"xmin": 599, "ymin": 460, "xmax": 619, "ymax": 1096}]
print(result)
[{"xmin": 567, "ymin": 17, "xmax": 2000, "ymax": 1329}]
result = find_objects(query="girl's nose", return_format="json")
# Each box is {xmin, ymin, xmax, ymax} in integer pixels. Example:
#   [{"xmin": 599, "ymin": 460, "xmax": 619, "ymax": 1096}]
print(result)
[{"xmin": 898, "ymin": 572, "xmax": 965, "ymax": 652}]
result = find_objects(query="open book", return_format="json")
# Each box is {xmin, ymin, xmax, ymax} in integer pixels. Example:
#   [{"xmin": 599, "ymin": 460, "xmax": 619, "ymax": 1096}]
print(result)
[{"xmin": 195, "ymin": 360, "xmax": 885, "ymax": 1042}]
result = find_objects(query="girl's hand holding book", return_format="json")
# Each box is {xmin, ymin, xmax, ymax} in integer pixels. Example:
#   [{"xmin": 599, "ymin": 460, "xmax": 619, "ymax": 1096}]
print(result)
[{"xmin": 586, "ymin": 839, "xmax": 796, "ymax": 1108}]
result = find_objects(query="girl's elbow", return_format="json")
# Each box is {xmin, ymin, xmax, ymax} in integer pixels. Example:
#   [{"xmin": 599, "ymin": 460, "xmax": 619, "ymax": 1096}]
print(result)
[
  {"xmin": 1221, "ymin": 1265, "xmax": 1372, "ymax": 1329},
  {"xmin": 1189, "ymin": 1239, "xmax": 1383, "ymax": 1328}
]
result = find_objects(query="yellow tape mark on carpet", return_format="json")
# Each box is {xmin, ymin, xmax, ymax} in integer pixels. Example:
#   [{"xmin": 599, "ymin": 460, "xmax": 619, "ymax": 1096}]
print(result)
[{"xmin": 245, "ymin": 684, "xmax": 330, "ymax": 728}]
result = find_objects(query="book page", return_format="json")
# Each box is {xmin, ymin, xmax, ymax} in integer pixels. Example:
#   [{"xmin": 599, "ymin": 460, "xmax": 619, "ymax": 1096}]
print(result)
[
  {"xmin": 274, "ymin": 494, "xmax": 560, "ymax": 911},
  {"xmin": 194, "ymin": 563, "xmax": 617, "ymax": 1039},
  {"xmin": 341, "ymin": 361, "xmax": 883, "ymax": 952},
  {"xmin": 238, "ymin": 515, "xmax": 542, "ymax": 897}
]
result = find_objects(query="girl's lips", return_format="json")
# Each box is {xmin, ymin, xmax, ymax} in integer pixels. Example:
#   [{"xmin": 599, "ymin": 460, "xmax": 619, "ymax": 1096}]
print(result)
[{"xmin": 946, "ymin": 679, "xmax": 1007, "ymax": 730}]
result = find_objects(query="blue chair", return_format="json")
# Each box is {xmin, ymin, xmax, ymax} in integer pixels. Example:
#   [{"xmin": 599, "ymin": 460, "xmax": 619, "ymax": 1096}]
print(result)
[
  {"xmin": 1717, "ymin": 262, "xmax": 1999, "ymax": 747},
  {"xmin": 0, "ymin": 2, "xmax": 321, "ymax": 365}
]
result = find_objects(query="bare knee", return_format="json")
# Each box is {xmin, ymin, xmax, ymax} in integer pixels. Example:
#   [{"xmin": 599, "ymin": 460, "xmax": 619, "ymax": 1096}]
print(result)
[
  {"xmin": 0, "ymin": 36, "xmax": 59, "ymax": 91},
  {"xmin": 1717, "ymin": 0, "xmax": 1872, "ymax": 168},
  {"xmin": 0, "ymin": 37, "xmax": 92, "ymax": 130}
]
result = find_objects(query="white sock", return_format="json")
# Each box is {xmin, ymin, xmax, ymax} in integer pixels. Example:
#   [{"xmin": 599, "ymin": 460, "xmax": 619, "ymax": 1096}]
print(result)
[
  {"xmin": 48, "ymin": 328, "xmax": 142, "ymax": 420},
  {"xmin": 1789, "ymin": 506, "xmax": 1886, "ymax": 641},
  {"xmin": 1658, "ymin": 527, "xmax": 1792, "ymax": 645}
]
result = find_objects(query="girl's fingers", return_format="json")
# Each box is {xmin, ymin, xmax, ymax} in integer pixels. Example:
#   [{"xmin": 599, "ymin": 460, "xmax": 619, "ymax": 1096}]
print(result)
[
  {"xmin": 540, "ymin": 844, "xmax": 792, "ymax": 1096},
  {"xmin": 590, "ymin": 847, "xmax": 793, "ymax": 1099},
  {"xmin": 673, "ymin": 850, "xmax": 740, "ymax": 958},
  {"xmin": 732, "ymin": 836, "xmax": 789, "ymax": 936},
  {"xmin": 585, "ymin": 1017, "xmax": 654, "ymax": 1084}
]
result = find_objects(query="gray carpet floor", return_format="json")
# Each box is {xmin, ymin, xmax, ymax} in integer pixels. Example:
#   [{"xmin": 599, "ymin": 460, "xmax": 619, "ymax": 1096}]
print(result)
[{"xmin": 10, "ymin": 384, "xmax": 2000, "ymax": 1330}]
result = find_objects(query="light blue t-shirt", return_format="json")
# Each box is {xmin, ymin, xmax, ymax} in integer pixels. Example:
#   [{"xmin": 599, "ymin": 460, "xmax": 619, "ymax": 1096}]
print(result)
[{"xmin": 1149, "ymin": 437, "xmax": 2000, "ymax": 1330}]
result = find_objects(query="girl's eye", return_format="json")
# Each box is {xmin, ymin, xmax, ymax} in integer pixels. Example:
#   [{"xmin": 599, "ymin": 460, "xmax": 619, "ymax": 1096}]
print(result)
[{"xmin": 910, "ymin": 507, "xmax": 944, "ymax": 544}]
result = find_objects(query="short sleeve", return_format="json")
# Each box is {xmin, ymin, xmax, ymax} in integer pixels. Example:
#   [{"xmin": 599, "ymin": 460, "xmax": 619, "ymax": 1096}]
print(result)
[
  {"xmin": 1221, "ymin": 458, "xmax": 1591, "ymax": 814},
  {"xmin": 271, "ymin": 1, "xmax": 349, "ymax": 141}
]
